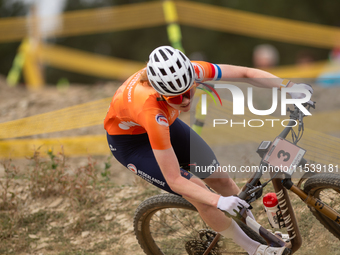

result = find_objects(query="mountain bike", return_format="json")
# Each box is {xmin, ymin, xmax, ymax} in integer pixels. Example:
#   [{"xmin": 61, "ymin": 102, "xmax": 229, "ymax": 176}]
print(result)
[{"xmin": 133, "ymin": 104, "xmax": 340, "ymax": 255}]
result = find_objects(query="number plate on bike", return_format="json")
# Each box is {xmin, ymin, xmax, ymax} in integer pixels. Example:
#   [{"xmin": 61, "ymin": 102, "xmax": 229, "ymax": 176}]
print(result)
[{"xmin": 263, "ymin": 137, "xmax": 306, "ymax": 176}]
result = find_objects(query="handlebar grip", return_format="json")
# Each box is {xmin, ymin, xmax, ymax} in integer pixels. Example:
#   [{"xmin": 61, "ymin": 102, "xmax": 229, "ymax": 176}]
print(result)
[{"xmin": 238, "ymin": 190, "xmax": 248, "ymax": 200}]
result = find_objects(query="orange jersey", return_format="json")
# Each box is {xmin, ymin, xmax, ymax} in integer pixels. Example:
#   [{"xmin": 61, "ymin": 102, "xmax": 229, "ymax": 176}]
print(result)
[{"xmin": 104, "ymin": 61, "xmax": 222, "ymax": 150}]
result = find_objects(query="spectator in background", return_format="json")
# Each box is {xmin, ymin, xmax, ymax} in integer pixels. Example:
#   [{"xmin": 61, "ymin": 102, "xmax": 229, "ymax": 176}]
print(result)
[
  {"xmin": 295, "ymin": 50, "xmax": 315, "ymax": 67},
  {"xmin": 253, "ymin": 44, "xmax": 280, "ymax": 69},
  {"xmin": 329, "ymin": 47, "xmax": 340, "ymax": 64},
  {"xmin": 317, "ymin": 47, "xmax": 340, "ymax": 87}
]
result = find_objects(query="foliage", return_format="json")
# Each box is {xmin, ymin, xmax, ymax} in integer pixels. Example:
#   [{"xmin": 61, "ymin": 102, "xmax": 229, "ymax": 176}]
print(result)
[
  {"xmin": 0, "ymin": 159, "xmax": 20, "ymax": 211},
  {"xmin": 0, "ymin": 0, "xmax": 27, "ymax": 83},
  {"xmin": 27, "ymin": 147, "xmax": 106, "ymax": 208}
]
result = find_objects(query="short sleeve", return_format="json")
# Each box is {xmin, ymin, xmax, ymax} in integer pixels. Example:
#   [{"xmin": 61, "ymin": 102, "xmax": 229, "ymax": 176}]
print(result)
[
  {"xmin": 138, "ymin": 109, "xmax": 172, "ymax": 150},
  {"xmin": 192, "ymin": 61, "xmax": 222, "ymax": 82}
]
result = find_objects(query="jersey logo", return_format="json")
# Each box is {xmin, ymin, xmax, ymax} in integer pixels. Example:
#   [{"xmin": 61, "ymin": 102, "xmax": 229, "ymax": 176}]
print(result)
[
  {"xmin": 127, "ymin": 163, "xmax": 138, "ymax": 174},
  {"xmin": 155, "ymin": 114, "xmax": 169, "ymax": 127},
  {"xmin": 118, "ymin": 121, "xmax": 140, "ymax": 130},
  {"xmin": 109, "ymin": 144, "xmax": 116, "ymax": 151},
  {"xmin": 192, "ymin": 63, "xmax": 205, "ymax": 82},
  {"xmin": 170, "ymin": 109, "xmax": 178, "ymax": 119}
]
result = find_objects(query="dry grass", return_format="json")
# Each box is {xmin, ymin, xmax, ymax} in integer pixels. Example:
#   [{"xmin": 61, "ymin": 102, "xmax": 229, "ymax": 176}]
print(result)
[{"xmin": 0, "ymin": 150, "xmax": 339, "ymax": 254}]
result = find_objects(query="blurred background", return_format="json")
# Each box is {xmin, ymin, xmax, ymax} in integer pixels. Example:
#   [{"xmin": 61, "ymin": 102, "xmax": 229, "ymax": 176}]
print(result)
[{"xmin": 1, "ymin": 0, "xmax": 340, "ymax": 86}]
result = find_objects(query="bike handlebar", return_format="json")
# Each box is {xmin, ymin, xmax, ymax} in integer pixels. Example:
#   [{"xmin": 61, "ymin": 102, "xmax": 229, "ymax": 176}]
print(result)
[{"xmin": 238, "ymin": 103, "xmax": 315, "ymax": 201}]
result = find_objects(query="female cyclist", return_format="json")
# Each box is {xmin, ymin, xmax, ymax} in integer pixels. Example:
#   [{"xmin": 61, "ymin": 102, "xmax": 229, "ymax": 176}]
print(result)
[{"xmin": 104, "ymin": 46, "xmax": 313, "ymax": 255}]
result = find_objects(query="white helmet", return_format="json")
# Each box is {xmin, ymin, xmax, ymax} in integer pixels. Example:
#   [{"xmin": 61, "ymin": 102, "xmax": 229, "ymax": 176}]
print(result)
[{"xmin": 147, "ymin": 46, "xmax": 195, "ymax": 96}]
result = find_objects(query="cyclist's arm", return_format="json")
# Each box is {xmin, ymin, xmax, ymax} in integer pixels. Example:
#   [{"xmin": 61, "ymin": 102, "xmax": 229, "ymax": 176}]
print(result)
[
  {"xmin": 153, "ymin": 147, "xmax": 221, "ymax": 207},
  {"xmin": 217, "ymin": 64, "xmax": 295, "ymax": 89}
]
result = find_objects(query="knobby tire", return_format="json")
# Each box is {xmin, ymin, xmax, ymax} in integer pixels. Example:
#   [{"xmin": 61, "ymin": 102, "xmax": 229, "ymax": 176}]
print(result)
[
  {"xmin": 133, "ymin": 193, "xmax": 266, "ymax": 255},
  {"xmin": 303, "ymin": 173, "xmax": 340, "ymax": 240}
]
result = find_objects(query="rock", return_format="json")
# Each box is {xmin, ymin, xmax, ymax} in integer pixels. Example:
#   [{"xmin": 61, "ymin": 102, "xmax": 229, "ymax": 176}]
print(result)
[
  {"xmin": 81, "ymin": 231, "xmax": 90, "ymax": 238},
  {"xmin": 104, "ymin": 214, "xmax": 114, "ymax": 221},
  {"xmin": 48, "ymin": 198, "xmax": 63, "ymax": 208},
  {"xmin": 70, "ymin": 240, "xmax": 82, "ymax": 245},
  {"xmin": 29, "ymin": 234, "xmax": 39, "ymax": 239},
  {"xmin": 35, "ymin": 242, "xmax": 49, "ymax": 250}
]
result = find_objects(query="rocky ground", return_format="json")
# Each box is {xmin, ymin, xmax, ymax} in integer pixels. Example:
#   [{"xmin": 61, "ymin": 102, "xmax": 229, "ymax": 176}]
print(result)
[{"xmin": 1, "ymin": 75, "xmax": 340, "ymax": 254}]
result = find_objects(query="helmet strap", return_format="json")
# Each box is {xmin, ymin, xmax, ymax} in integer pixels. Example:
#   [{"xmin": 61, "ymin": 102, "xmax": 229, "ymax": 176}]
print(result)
[{"xmin": 157, "ymin": 96, "xmax": 166, "ymax": 101}]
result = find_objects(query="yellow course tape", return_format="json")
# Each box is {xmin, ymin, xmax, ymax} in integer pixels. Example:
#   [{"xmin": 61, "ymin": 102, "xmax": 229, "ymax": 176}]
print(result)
[
  {"xmin": 0, "ymin": 95, "xmax": 339, "ymax": 161},
  {"xmin": 175, "ymin": 1, "xmax": 340, "ymax": 49},
  {"xmin": 1, "ymin": 1, "xmax": 340, "ymax": 49},
  {"xmin": 0, "ymin": 135, "xmax": 108, "ymax": 159},
  {"xmin": 36, "ymin": 43, "xmax": 334, "ymax": 82},
  {"xmin": 0, "ymin": 98, "xmax": 111, "ymax": 140},
  {"xmin": 264, "ymin": 61, "xmax": 330, "ymax": 78},
  {"xmin": 0, "ymin": 2, "xmax": 165, "ymax": 43},
  {"xmin": 38, "ymin": 44, "xmax": 145, "ymax": 80},
  {"xmin": 163, "ymin": 0, "xmax": 185, "ymax": 53}
]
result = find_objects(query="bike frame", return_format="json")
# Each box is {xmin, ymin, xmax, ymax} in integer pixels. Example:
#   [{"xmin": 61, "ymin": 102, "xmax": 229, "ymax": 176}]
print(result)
[{"xmin": 203, "ymin": 106, "xmax": 340, "ymax": 255}]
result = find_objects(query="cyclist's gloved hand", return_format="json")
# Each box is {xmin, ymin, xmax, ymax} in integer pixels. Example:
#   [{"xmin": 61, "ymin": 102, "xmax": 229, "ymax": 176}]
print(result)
[
  {"xmin": 217, "ymin": 196, "xmax": 249, "ymax": 217},
  {"xmin": 288, "ymin": 83, "xmax": 314, "ymax": 106}
]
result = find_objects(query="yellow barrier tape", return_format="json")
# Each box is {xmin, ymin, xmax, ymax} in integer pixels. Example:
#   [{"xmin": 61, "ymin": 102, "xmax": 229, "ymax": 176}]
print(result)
[
  {"xmin": 0, "ymin": 97, "xmax": 111, "ymax": 140},
  {"xmin": 0, "ymin": 135, "xmax": 108, "ymax": 159},
  {"xmin": 1, "ymin": 1, "xmax": 340, "ymax": 49},
  {"xmin": 264, "ymin": 61, "xmax": 340, "ymax": 78},
  {"xmin": 1, "ymin": 94, "xmax": 339, "ymax": 160},
  {"xmin": 23, "ymin": 43, "xmax": 44, "ymax": 90},
  {"xmin": 29, "ymin": 41, "xmax": 333, "ymax": 81},
  {"xmin": 163, "ymin": 1, "xmax": 178, "ymax": 23},
  {"xmin": 37, "ymin": 42, "xmax": 337, "ymax": 80},
  {"xmin": 163, "ymin": 0, "xmax": 185, "ymax": 53},
  {"xmin": 0, "ymin": 16, "xmax": 27, "ymax": 43},
  {"xmin": 38, "ymin": 44, "xmax": 145, "ymax": 80},
  {"xmin": 176, "ymin": 1, "xmax": 340, "ymax": 49},
  {"xmin": 0, "ymin": 2, "xmax": 165, "ymax": 43}
]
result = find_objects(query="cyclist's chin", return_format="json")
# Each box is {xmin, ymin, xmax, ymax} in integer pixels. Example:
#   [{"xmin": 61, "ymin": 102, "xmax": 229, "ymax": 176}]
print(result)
[
  {"xmin": 168, "ymin": 99, "xmax": 192, "ymax": 111},
  {"xmin": 179, "ymin": 101, "xmax": 191, "ymax": 112}
]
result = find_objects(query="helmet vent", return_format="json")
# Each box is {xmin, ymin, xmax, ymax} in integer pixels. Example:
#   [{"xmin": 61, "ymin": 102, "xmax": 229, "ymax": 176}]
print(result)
[
  {"xmin": 159, "ymin": 68, "xmax": 166, "ymax": 75},
  {"xmin": 169, "ymin": 66, "xmax": 175, "ymax": 73},
  {"xmin": 179, "ymin": 52, "xmax": 186, "ymax": 61},
  {"xmin": 183, "ymin": 74, "xmax": 187, "ymax": 85},
  {"xmin": 188, "ymin": 67, "xmax": 193, "ymax": 80},
  {"xmin": 176, "ymin": 60, "xmax": 182, "ymax": 69},
  {"xmin": 159, "ymin": 49, "xmax": 168, "ymax": 60},
  {"xmin": 150, "ymin": 80, "xmax": 160, "ymax": 92},
  {"xmin": 148, "ymin": 66, "xmax": 156, "ymax": 76},
  {"xmin": 165, "ymin": 48, "xmax": 174, "ymax": 55},
  {"xmin": 168, "ymin": 81, "xmax": 176, "ymax": 90},
  {"xmin": 154, "ymin": 55, "xmax": 160, "ymax": 62}
]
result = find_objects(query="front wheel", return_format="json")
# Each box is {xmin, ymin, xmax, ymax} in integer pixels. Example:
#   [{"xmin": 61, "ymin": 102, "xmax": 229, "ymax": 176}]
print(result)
[
  {"xmin": 303, "ymin": 173, "xmax": 340, "ymax": 240},
  {"xmin": 133, "ymin": 193, "xmax": 266, "ymax": 255}
]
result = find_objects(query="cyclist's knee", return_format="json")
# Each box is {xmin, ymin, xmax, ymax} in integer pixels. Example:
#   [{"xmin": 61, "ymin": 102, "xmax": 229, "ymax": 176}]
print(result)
[{"xmin": 204, "ymin": 177, "xmax": 240, "ymax": 196}]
